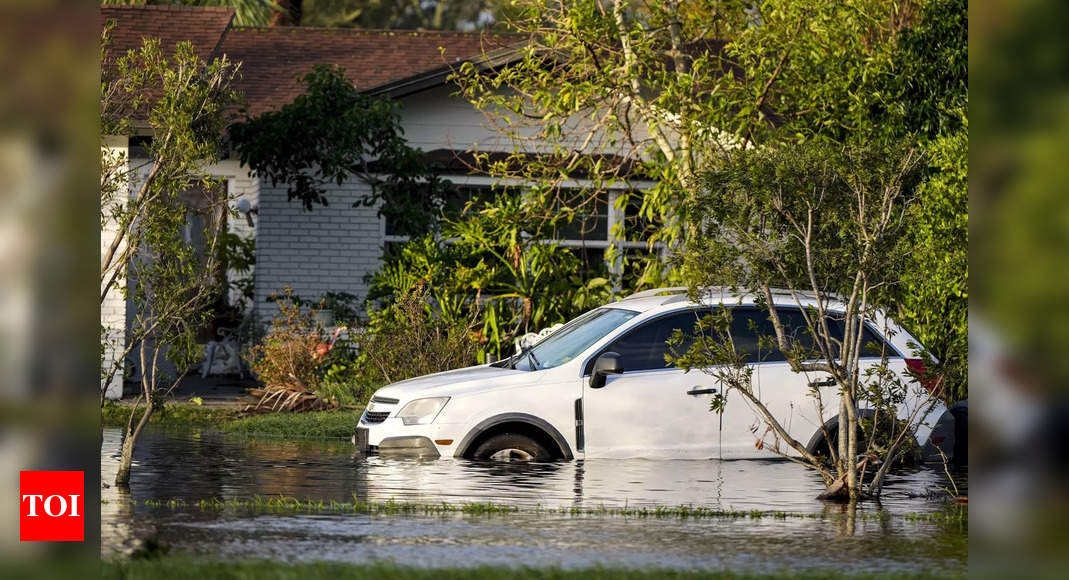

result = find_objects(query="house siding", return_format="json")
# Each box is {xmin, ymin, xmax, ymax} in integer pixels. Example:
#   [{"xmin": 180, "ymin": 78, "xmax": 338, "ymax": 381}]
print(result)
[{"xmin": 253, "ymin": 179, "xmax": 383, "ymax": 320}]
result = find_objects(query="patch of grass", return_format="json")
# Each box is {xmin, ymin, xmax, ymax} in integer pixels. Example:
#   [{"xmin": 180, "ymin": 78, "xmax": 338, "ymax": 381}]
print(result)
[
  {"xmin": 101, "ymin": 557, "xmax": 963, "ymax": 580},
  {"xmin": 102, "ymin": 402, "xmax": 236, "ymax": 428},
  {"xmin": 220, "ymin": 410, "xmax": 362, "ymax": 439},
  {"xmin": 104, "ymin": 494, "xmax": 967, "ymax": 525},
  {"xmin": 102, "ymin": 402, "xmax": 362, "ymax": 439}
]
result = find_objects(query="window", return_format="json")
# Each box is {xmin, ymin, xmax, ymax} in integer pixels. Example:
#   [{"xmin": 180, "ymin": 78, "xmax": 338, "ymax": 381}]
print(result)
[
  {"xmin": 597, "ymin": 310, "xmax": 704, "ymax": 373},
  {"xmin": 381, "ymin": 184, "xmax": 666, "ymax": 279},
  {"xmin": 826, "ymin": 314, "xmax": 896, "ymax": 359},
  {"xmin": 554, "ymin": 193, "xmax": 608, "ymax": 241},
  {"xmin": 514, "ymin": 307, "xmax": 639, "ymax": 371},
  {"xmin": 724, "ymin": 307, "xmax": 781, "ymax": 363}
]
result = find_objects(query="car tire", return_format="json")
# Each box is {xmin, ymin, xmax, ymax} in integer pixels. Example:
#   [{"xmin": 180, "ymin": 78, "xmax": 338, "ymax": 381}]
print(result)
[{"xmin": 471, "ymin": 433, "xmax": 552, "ymax": 462}]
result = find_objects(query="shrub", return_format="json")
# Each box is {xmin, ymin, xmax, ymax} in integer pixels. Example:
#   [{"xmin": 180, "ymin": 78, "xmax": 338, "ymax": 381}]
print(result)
[
  {"xmin": 356, "ymin": 286, "xmax": 480, "ymax": 387},
  {"xmin": 249, "ymin": 290, "xmax": 324, "ymax": 394},
  {"xmin": 248, "ymin": 289, "xmax": 370, "ymax": 410}
]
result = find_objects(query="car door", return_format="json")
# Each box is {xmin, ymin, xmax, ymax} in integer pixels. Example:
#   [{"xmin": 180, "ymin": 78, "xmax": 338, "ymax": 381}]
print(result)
[
  {"xmin": 581, "ymin": 309, "xmax": 744, "ymax": 459},
  {"xmin": 715, "ymin": 306, "xmax": 834, "ymax": 457},
  {"xmin": 740, "ymin": 307, "xmax": 904, "ymax": 457}
]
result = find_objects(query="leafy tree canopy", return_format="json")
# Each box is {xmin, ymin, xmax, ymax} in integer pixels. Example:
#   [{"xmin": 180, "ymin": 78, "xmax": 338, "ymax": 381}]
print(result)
[{"xmin": 229, "ymin": 65, "xmax": 453, "ymax": 237}]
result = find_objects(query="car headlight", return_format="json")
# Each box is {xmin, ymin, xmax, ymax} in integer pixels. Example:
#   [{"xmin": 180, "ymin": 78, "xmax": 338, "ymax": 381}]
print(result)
[{"xmin": 396, "ymin": 397, "xmax": 450, "ymax": 426}]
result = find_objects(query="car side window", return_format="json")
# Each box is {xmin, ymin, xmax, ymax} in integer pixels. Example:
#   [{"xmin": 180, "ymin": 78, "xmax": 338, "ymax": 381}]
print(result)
[
  {"xmin": 600, "ymin": 310, "xmax": 704, "ymax": 373},
  {"xmin": 726, "ymin": 307, "xmax": 785, "ymax": 363},
  {"xmin": 829, "ymin": 316, "xmax": 897, "ymax": 358},
  {"xmin": 772, "ymin": 307, "xmax": 896, "ymax": 360}
]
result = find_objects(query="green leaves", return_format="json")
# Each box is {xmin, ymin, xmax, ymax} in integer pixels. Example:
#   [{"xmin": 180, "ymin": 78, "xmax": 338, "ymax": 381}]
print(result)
[{"xmin": 368, "ymin": 190, "xmax": 615, "ymax": 358}]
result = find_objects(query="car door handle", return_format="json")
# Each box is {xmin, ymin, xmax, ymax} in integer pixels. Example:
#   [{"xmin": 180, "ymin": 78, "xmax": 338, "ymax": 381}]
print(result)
[
  {"xmin": 687, "ymin": 386, "xmax": 718, "ymax": 396},
  {"xmin": 808, "ymin": 377, "xmax": 837, "ymax": 388}
]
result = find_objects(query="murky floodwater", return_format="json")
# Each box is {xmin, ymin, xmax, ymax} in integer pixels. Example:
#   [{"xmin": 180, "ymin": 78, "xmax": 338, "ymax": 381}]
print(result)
[{"xmin": 102, "ymin": 427, "xmax": 967, "ymax": 575}]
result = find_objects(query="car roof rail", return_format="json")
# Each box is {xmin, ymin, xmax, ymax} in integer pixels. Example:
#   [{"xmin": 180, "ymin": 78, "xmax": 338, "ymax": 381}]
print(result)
[{"xmin": 621, "ymin": 287, "xmax": 689, "ymax": 300}]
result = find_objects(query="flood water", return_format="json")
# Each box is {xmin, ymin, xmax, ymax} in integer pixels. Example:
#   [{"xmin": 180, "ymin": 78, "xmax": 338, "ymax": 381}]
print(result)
[{"xmin": 102, "ymin": 427, "xmax": 967, "ymax": 575}]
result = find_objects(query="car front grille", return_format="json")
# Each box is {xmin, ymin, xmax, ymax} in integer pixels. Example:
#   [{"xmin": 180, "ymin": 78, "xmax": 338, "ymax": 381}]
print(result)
[{"xmin": 363, "ymin": 410, "xmax": 390, "ymax": 424}]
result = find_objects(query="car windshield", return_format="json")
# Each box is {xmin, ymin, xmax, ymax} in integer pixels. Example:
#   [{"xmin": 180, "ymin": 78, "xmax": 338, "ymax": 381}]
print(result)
[{"xmin": 512, "ymin": 307, "xmax": 639, "ymax": 371}]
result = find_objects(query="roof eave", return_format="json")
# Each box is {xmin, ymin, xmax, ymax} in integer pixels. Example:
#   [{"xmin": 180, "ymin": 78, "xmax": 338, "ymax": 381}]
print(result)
[{"xmin": 363, "ymin": 43, "xmax": 526, "ymax": 99}]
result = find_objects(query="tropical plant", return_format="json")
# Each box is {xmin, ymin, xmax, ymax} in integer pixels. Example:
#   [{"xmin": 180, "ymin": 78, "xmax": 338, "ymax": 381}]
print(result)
[{"xmin": 370, "ymin": 192, "xmax": 615, "ymax": 359}]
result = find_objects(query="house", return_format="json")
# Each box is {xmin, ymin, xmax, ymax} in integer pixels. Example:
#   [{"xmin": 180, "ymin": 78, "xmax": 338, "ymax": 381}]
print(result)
[{"xmin": 100, "ymin": 5, "xmax": 659, "ymax": 399}]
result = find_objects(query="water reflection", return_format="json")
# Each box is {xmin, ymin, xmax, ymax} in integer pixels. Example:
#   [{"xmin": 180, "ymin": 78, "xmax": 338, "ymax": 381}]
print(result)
[
  {"xmin": 101, "ymin": 428, "xmax": 966, "ymax": 574},
  {"xmin": 101, "ymin": 428, "xmax": 952, "ymax": 512}
]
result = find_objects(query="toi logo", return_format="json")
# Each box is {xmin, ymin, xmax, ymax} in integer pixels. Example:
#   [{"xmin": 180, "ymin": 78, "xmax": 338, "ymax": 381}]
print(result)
[{"xmin": 20, "ymin": 471, "xmax": 84, "ymax": 542}]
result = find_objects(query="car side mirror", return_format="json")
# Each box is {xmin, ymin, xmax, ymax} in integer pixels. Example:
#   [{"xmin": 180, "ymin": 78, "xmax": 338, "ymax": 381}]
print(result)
[{"xmin": 590, "ymin": 352, "xmax": 624, "ymax": 389}]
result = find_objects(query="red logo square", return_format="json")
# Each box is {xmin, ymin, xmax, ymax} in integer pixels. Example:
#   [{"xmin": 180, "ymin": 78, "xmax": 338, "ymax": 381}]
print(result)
[{"xmin": 20, "ymin": 471, "xmax": 84, "ymax": 542}]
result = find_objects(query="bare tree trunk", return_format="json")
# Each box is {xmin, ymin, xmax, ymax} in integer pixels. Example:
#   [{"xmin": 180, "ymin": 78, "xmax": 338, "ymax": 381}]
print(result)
[
  {"xmin": 845, "ymin": 393, "xmax": 860, "ymax": 501},
  {"xmin": 115, "ymin": 398, "xmax": 153, "ymax": 486},
  {"xmin": 837, "ymin": 397, "xmax": 849, "ymax": 477},
  {"xmin": 116, "ymin": 342, "xmax": 156, "ymax": 486}
]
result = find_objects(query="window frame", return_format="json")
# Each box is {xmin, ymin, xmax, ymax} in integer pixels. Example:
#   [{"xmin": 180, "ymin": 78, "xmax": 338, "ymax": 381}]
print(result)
[
  {"xmin": 380, "ymin": 181, "xmax": 667, "ymax": 278},
  {"xmin": 581, "ymin": 307, "xmax": 706, "ymax": 377}
]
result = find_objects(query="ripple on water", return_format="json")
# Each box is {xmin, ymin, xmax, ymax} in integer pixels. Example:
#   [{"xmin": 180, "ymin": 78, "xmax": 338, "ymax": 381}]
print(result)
[{"xmin": 101, "ymin": 427, "xmax": 967, "ymax": 574}]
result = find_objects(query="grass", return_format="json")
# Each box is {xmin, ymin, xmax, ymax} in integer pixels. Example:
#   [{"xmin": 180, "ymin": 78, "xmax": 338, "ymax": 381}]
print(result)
[
  {"xmin": 101, "ymin": 557, "xmax": 964, "ymax": 580},
  {"xmin": 104, "ymin": 494, "xmax": 968, "ymax": 525},
  {"xmin": 102, "ymin": 402, "xmax": 363, "ymax": 439},
  {"xmin": 102, "ymin": 402, "xmax": 236, "ymax": 427},
  {"xmin": 220, "ymin": 410, "xmax": 362, "ymax": 438}
]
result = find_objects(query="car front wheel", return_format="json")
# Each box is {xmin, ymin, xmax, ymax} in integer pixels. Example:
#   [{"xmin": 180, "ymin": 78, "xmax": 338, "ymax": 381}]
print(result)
[{"xmin": 471, "ymin": 433, "xmax": 551, "ymax": 462}]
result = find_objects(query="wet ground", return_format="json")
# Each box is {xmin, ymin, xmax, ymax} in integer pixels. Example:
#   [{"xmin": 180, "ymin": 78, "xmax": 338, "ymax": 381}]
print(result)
[{"xmin": 102, "ymin": 427, "xmax": 967, "ymax": 575}]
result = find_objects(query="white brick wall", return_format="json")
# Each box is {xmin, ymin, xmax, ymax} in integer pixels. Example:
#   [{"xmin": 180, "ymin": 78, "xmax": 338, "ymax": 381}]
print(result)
[
  {"xmin": 253, "ymin": 179, "xmax": 383, "ymax": 320},
  {"xmin": 101, "ymin": 137, "xmax": 129, "ymax": 400}
]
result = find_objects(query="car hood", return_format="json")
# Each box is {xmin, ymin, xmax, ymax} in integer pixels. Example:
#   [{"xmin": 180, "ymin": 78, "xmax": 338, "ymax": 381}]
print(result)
[{"xmin": 373, "ymin": 365, "xmax": 535, "ymax": 400}]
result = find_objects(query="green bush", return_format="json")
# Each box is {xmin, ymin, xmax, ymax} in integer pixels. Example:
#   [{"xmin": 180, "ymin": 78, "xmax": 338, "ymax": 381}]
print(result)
[
  {"xmin": 250, "ymin": 288, "xmax": 371, "ymax": 408},
  {"xmin": 369, "ymin": 194, "xmax": 616, "ymax": 359},
  {"xmin": 355, "ymin": 286, "xmax": 481, "ymax": 387}
]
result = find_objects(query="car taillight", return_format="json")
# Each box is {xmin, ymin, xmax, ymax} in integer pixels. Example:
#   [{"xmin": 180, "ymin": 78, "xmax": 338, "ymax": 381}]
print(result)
[{"xmin": 905, "ymin": 358, "xmax": 943, "ymax": 397}]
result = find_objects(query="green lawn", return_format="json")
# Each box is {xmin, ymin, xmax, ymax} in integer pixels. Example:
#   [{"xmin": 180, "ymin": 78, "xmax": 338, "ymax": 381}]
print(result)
[{"xmin": 101, "ymin": 402, "xmax": 362, "ymax": 439}]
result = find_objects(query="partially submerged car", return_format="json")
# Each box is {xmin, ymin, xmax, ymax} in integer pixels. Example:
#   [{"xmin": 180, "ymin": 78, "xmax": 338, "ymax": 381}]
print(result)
[{"xmin": 354, "ymin": 287, "xmax": 953, "ymax": 462}]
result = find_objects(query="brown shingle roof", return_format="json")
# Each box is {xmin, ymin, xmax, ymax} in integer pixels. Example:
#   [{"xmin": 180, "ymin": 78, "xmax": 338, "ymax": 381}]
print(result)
[
  {"xmin": 101, "ymin": 5, "xmax": 518, "ymax": 117},
  {"xmin": 221, "ymin": 26, "xmax": 511, "ymax": 116},
  {"xmin": 101, "ymin": 5, "xmax": 234, "ymax": 67}
]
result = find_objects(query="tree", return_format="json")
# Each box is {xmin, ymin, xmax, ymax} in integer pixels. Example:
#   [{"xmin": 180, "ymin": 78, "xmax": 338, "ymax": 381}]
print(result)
[
  {"xmin": 876, "ymin": 0, "xmax": 968, "ymax": 402},
  {"xmin": 897, "ymin": 119, "xmax": 967, "ymax": 401},
  {"xmin": 670, "ymin": 140, "xmax": 935, "ymax": 501},
  {"xmin": 101, "ymin": 30, "xmax": 241, "ymax": 485},
  {"xmin": 229, "ymin": 65, "xmax": 453, "ymax": 238},
  {"xmin": 452, "ymin": 0, "xmax": 911, "ymax": 282}
]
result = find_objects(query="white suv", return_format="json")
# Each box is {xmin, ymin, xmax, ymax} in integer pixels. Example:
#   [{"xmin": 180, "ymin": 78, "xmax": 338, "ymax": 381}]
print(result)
[{"xmin": 355, "ymin": 288, "xmax": 949, "ymax": 461}]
